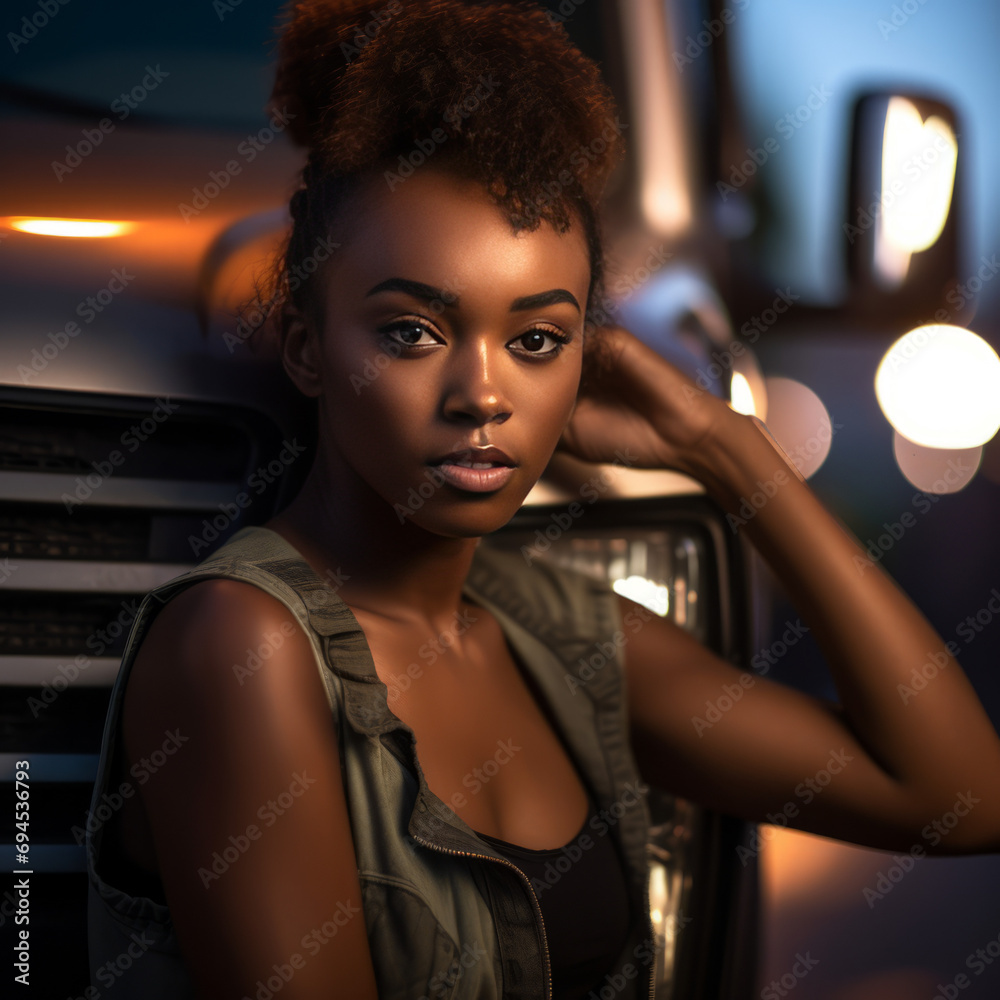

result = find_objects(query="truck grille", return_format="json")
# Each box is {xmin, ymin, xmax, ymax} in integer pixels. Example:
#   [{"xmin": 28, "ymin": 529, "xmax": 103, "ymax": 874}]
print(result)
[{"xmin": 0, "ymin": 387, "xmax": 292, "ymax": 881}]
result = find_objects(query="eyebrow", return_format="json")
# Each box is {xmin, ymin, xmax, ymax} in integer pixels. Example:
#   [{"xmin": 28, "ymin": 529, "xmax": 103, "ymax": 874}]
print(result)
[{"xmin": 365, "ymin": 277, "xmax": 580, "ymax": 313}]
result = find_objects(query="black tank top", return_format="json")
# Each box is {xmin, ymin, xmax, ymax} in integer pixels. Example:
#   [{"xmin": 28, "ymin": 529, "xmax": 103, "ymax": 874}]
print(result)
[{"xmin": 474, "ymin": 788, "xmax": 634, "ymax": 999}]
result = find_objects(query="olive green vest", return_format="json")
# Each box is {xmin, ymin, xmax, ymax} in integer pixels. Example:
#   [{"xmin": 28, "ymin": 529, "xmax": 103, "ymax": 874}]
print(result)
[{"xmin": 86, "ymin": 525, "xmax": 657, "ymax": 998}]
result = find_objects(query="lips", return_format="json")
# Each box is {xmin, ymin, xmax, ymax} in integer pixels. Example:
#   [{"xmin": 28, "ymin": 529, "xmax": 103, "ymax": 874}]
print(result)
[
  {"xmin": 429, "ymin": 445, "xmax": 515, "ymax": 468},
  {"xmin": 428, "ymin": 446, "xmax": 517, "ymax": 492}
]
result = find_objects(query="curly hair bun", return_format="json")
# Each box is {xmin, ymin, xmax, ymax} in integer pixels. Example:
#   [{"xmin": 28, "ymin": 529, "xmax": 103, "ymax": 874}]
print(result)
[{"xmin": 271, "ymin": 0, "xmax": 624, "ymax": 220}]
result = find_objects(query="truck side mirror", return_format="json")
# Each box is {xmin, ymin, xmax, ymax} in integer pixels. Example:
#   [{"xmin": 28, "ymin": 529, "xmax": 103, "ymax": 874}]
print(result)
[{"xmin": 846, "ymin": 92, "xmax": 961, "ymax": 326}]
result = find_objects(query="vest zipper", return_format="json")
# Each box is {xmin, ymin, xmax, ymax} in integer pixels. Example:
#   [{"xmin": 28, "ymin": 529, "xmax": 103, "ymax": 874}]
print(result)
[{"xmin": 409, "ymin": 832, "xmax": 552, "ymax": 1000}]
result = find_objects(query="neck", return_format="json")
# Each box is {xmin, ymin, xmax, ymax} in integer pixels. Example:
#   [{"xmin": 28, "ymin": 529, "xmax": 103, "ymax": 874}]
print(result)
[{"xmin": 267, "ymin": 448, "xmax": 482, "ymax": 631}]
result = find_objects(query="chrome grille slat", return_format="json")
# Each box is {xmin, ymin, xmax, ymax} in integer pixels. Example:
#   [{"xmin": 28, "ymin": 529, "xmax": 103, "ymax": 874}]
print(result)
[{"xmin": 0, "ymin": 470, "xmax": 242, "ymax": 510}]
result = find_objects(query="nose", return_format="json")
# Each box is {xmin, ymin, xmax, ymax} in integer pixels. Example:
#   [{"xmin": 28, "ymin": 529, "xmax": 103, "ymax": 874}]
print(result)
[{"xmin": 441, "ymin": 336, "xmax": 512, "ymax": 426}]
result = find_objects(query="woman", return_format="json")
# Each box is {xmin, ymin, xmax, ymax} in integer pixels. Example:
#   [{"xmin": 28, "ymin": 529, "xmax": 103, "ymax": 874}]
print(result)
[{"xmin": 85, "ymin": 1, "xmax": 1000, "ymax": 997}]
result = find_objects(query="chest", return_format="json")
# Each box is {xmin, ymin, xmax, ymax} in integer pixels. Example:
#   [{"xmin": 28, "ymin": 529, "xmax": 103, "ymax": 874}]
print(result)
[{"xmin": 353, "ymin": 603, "xmax": 590, "ymax": 851}]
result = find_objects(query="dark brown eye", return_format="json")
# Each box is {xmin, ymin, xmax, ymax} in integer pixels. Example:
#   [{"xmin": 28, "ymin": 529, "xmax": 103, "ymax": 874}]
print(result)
[
  {"xmin": 395, "ymin": 324, "xmax": 425, "ymax": 344},
  {"xmin": 511, "ymin": 327, "xmax": 569, "ymax": 358},
  {"xmin": 380, "ymin": 319, "xmax": 439, "ymax": 347}
]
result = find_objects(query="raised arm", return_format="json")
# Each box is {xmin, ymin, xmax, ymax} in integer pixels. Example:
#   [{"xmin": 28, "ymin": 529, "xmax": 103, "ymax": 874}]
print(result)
[
  {"xmin": 122, "ymin": 579, "xmax": 380, "ymax": 999},
  {"xmin": 562, "ymin": 325, "xmax": 1000, "ymax": 854}
]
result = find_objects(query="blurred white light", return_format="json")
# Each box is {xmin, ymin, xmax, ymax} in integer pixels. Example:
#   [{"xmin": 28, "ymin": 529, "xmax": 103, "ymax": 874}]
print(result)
[
  {"xmin": 760, "ymin": 377, "xmax": 833, "ymax": 479},
  {"xmin": 874, "ymin": 98, "xmax": 957, "ymax": 286},
  {"xmin": 729, "ymin": 371, "xmax": 757, "ymax": 416},
  {"xmin": 892, "ymin": 431, "xmax": 981, "ymax": 494},
  {"xmin": 875, "ymin": 324, "xmax": 1000, "ymax": 448},
  {"xmin": 612, "ymin": 575, "xmax": 669, "ymax": 616}
]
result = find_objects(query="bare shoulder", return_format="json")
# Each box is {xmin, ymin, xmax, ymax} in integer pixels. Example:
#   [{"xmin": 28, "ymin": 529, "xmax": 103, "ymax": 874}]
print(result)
[
  {"xmin": 121, "ymin": 577, "xmax": 379, "ymax": 997},
  {"xmin": 126, "ymin": 577, "xmax": 311, "ymax": 694},
  {"xmin": 122, "ymin": 576, "xmax": 328, "ymax": 767}
]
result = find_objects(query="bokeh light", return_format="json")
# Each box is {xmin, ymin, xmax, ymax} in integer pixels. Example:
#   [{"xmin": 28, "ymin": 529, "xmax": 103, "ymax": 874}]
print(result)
[
  {"xmin": 892, "ymin": 430, "xmax": 981, "ymax": 494},
  {"xmin": 875, "ymin": 324, "xmax": 1000, "ymax": 448},
  {"xmin": 761, "ymin": 377, "xmax": 833, "ymax": 479}
]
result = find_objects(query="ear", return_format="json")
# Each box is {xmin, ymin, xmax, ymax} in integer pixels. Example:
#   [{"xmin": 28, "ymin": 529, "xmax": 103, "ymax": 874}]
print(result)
[{"xmin": 278, "ymin": 307, "xmax": 323, "ymax": 398}]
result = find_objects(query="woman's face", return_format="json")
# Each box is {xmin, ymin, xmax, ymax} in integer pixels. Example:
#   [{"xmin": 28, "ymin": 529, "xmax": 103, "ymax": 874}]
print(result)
[{"xmin": 305, "ymin": 166, "xmax": 592, "ymax": 538}]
